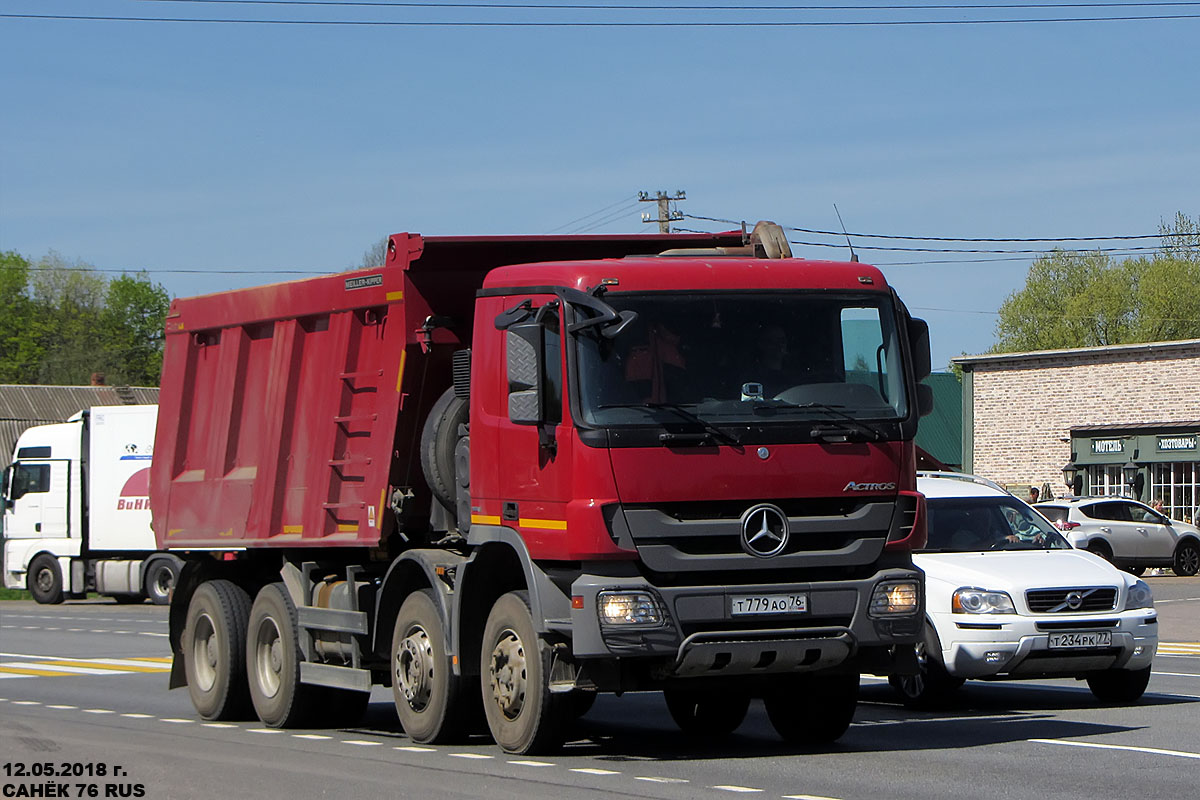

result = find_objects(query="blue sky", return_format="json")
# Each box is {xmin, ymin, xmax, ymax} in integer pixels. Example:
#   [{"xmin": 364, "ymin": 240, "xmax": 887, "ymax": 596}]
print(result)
[{"xmin": 2, "ymin": 2, "xmax": 1197, "ymax": 369}]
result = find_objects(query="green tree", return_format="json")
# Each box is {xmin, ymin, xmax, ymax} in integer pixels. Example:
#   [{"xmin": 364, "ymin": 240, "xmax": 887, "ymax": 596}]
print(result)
[
  {"xmin": 0, "ymin": 251, "xmax": 43, "ymax": 383},
  {"xmin": 992, "ymin": 213, "xmax": 1200, "ymax": 353},
  {"xmin": 100, "ymin": 272, "xmax": 171, "ymax": 385},
  {"xmin": 31, "ymin": 252, "xmax": 108, "ymax": 384}
]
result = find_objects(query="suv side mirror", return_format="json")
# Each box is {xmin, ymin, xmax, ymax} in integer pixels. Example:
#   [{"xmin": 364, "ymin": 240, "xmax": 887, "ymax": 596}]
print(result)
[{"xmin": 506, "ymin": 322, "xmax": 545, "ymax": 425}]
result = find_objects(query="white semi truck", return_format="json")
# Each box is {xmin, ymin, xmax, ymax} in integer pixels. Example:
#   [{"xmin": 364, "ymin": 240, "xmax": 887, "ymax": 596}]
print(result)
[{"xmin": 1, "ymin": 404, "xmax": 180, "ymax": 604}]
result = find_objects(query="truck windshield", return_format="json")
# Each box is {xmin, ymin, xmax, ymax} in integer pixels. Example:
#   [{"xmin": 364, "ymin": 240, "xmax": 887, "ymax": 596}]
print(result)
[{"xmin": 575, "ymin": 292, "xmax": 909, "ymax": 426}]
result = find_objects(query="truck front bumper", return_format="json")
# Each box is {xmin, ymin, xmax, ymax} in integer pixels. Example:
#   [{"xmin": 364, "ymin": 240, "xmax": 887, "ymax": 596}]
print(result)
[{"xmin": 568, "ymin": 567, "xmax": 923, "ymax": 677}]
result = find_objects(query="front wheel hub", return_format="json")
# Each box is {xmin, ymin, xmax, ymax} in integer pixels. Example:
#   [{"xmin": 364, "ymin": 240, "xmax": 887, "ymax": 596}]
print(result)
[
  {"xmin": 397, "ymin": 628, "xmax": 434, "ymax": 710},
  {"xmin": 488, "ymin": 629, "xmax": 528, "ymax": 720}
]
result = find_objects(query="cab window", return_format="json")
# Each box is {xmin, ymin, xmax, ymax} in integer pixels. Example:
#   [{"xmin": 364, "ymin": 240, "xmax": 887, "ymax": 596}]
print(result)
[{"xmin": 10, "ymin": 463, "xmax": 50, "ymax": 500}]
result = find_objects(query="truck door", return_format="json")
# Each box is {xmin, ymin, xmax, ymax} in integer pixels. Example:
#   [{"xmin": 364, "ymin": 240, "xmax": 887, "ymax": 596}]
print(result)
[{"xmin": 4, "ymin": 461, "xmax": 53, "ymax": 539}]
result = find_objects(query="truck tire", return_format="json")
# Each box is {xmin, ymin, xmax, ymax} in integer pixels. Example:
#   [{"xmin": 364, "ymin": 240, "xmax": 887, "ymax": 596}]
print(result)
[
  {"xmin": 1087, "ymin": 666, "xmax": 1151, "ymax": 704},
  {"xmin": 663, "ymin": 688, "xmax": 750, "ymax": 736},
  {"xmin": 480, "ymin": 591, "xmax": 568, "ymax": 755},
  {"xmin": 183, "ymin": 579, "xmax": 253, "ymax": 720},
  {"xmin": 27, "ymin": 554, "xmax": 64, "ymax": 605},
  {"xmin": 247, "ymin": 583, "xmax": 317, "ymax": 727},
  {"xmin": 888, "ymin": 625, "xmax": 963, "ymax": 709},
  {"xmin": 392, "ymin": 589, "xmax": 465, "ymax": 743},
  {"xmin": 765, "ymin": 672, "xmax": 859, "ymax": 746},
  {"xmin": 144, "ymin": 559, "xmax": 178, "ymax": 606},
  {"xmin": 420, "ymin": 387, "xmax": 468, "ymax": 517}
]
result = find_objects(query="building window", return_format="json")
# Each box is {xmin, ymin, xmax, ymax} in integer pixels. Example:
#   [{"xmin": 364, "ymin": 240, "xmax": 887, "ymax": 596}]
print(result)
[
  {"xmin": 1087, "ymin": 465, "xmax": 1128, "ymax": 498},
  {"xmin": 1151, "ymin": 462, "xmax": 1200, "ymax": 524}
]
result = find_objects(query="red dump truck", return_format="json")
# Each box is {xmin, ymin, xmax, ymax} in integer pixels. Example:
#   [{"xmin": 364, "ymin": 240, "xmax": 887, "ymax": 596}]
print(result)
[{"xmin": 153, "ymin": 224, "xmax": 931, "ymax": 754}]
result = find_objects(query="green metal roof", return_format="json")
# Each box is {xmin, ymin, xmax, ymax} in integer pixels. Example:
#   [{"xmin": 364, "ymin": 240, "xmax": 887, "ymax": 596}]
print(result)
[{"xmin": 916, "ymin": 372, "xmax": 962, "ymax": 469}]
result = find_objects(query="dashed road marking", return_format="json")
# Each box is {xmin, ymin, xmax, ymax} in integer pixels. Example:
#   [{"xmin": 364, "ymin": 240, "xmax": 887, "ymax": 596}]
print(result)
[
  {"xmin": 449, "ymin": 753, "xmax": 494, "ymax": 760},
  {"xmin": 570, "ymin": 768, "xmax": 619, "ymax": 775},
  {"xmin": 1031, "ymin": 738, "xmax": 1200, "ymax": 760},
  {"xmin": 293, "ymin": 734, "xmax": 332, "ymax": 740},
  {"xmin": 394, "ymin": 746, "xmax": 435, "ymax": 752},
  {"xmin": 46, "ymin": 704, "xmax": 77, "ymax": 709},
  {"xmin": 160, "ymin": 718, "xmax": 192, "ymax": 724},
  {"xmin": 783, "ymin": 795, "xmax": 842, "ymax": 800},
  {"xmin": 11, "ymin": 700, "xmax": 41, "ymax": 705},
  {"xmin": 83, "ymin": 708, "xmax": 114, "ymax": 714},
  {"xmin": 712, "ymin": 786, "xmax": 762, "ymax": 793},
  {"xmin": 509, "ymin": 760, "xmax": 554, "ymax": 767},
  {"xmin": 203, "ymin": 723, "xmax": 237, "ymax": 729},
  {"xmin": 121, "ymin": 713, "xmax": 153, "ymax": 719},
  {"xmin": 248, "ymin": 728, "xmax": 282, "ymax": 734},
  {"xmin": 0, "ymin": 653, "xmax": 172, "ymax": 679},
  {"xmin": 342, "ymin": 740, "xmax": 382, "ymax": 746},
  {"xmin": 635, "ymin": 776, "xmax": 688, "ymax": 784}
]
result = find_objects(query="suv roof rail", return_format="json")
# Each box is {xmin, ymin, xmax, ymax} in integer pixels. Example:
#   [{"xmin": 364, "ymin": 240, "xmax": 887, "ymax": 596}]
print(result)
[{"xmin": 917, "ymin": 470, "xmax": 1007, "ymax": 495}]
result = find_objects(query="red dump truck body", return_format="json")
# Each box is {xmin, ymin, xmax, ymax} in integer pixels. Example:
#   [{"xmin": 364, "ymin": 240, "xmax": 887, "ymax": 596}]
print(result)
[{"xmin": 153, "ymin": 225, "xmax": 930, "ymax": 755}]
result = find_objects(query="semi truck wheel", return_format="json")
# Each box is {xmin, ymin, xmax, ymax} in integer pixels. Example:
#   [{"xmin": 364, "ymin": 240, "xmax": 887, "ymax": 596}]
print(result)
[
  {"xmin": 765, "ymin": 672, "xmax": 859, "ymax": 746},
  {"xmin": 480, "ymin": 591, "xmax": 567, "ymax": 755},
  {"xmin": 27, "ymin": 554, "xmax": 64, "ymax": 605},
  {"xmin": 143, "ymin": 559, "xmax": 178, "ymax": 606},
  {"xmin": 663, "ymin": 688, "xmax": 750, "ymax": 736},
  {"xmin": 392, "ymin": 589, "xmax": 465, "ymax": 743},
  {"xmin": 420, "ymin": 387, "xmax": 468, "ymax": 518},
  {"xmin": 182, "ymin": 579, "xmax": 253, "ymax": 720},
  {"xmin": 247, "ymin": 583, "xmax": 316, "ymax": 727}
]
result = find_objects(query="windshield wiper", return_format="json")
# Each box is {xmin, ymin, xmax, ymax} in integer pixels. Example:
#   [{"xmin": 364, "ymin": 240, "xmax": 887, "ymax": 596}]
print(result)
[
  {"xmin": 751, "ymin": 400, "xmax": 885, "ymax": 442},
  {"xmin": 596, "ymin": 402, "xmax": 741, "ymax": 446}
]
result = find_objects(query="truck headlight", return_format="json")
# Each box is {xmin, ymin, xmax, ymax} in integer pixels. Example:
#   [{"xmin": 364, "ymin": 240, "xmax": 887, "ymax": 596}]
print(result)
[
  {"xmin": 869, "ymin": 580, "xmax": 921, "ymax": 616},
  {"xmin": 597, "ymin": 591, "xmax": 664, "ymax": 626},
  {"xmin": 1126, "ymin": 579, "xmax": 1154, "ymax": 610},
  {"xmin": 952, "ymin": 587, "xmax": 1015, "ymax": 614}
]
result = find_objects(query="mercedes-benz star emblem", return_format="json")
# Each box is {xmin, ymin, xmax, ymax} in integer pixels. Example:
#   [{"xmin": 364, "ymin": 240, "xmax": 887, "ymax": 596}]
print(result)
[
  {"xmin": 1065, "ymin": 591, "xmax": 1084, "ymax": 610},
  {"xmin": 740, "ymin": 503, "xmax": 789, "ymax": 558}
]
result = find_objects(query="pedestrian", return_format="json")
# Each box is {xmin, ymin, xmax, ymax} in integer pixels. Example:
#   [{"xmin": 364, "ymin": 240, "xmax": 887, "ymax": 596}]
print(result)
[{"xmin": 1028, "ymin": 486, "xmax": 1040, "ymax": 504}]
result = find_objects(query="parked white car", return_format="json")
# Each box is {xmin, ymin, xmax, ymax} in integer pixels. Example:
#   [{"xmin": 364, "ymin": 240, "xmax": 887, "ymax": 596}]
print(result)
[{"xmin": 891, "ymin": 472, "xmax": 1158, "ymax": 707}]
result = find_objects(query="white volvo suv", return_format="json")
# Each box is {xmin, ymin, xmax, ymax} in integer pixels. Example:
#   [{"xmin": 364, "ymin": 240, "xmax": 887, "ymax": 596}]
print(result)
[{"xmin": 891, "ymin": 473, "xmax": 1159, "ymax": 707}]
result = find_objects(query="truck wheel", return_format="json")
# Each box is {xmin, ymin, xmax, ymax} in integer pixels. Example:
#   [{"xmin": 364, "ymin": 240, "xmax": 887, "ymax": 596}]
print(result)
[
  {"xmin": 765, "ymin": 673, "xmax": 859, "ymax": 746},
  {"xmin": 183, "ymin": 579, "xmax": 253, "ymax": 720},
  {"xmin": 420, "ymin": 387, "xmax": 468, "ymax": 518},
  {"xmin": 392, "ymin": 589, "xmax": 464, "ymax": 743},
  {"xmin": 663, "ymin": 688, "xmax": 750, "ymax": 736},
  {"xmin": 144, "ymin": 559, "xmax": 178, "ymax": 606},
  {"xmin": 1087, "ymin": 666, "xmax": 1151, "ymax": 704},
  {"xmin": 888, "ymin": 626, "xmax": 963, "ymax": 709},
  {"xmin": 1173, "ymin": 540, "xmax": 1200, "ymax": 577},
  {"xmin": 27, "ymin": 554, "xmax": 64, "ymax": 605},
  {"xmin": 247, "ymin": 583, "xmax": 316, "ymax": 727},
  {"xmin": 480, "ymin": 591, "xmax": 567, "ymax": 754}
]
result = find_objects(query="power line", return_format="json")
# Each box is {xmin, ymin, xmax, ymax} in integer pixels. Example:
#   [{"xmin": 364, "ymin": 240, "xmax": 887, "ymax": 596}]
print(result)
[
  {"xmin": 546, "ymin": 195, "xmax": 638, "ymax": 233},
  {"xmin": 572, "ymin": 201, "xmax": 644, "ymax": 233},
  {"xmin": 7, "ymin": 11, "xmax": 1200, "ymax": 25}
]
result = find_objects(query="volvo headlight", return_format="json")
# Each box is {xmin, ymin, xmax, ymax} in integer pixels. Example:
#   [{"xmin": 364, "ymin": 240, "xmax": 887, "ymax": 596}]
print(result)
[
  {"xmin": 1126, "ymin": 579, "xmax": 1154, "ymax": 610},
  {"xmin": 952, "ymin": 587, "xmax": 1016, "ymax": 614},
  {"xmin": 597, "ymin": 591, "xmax": 664, "ymax": 627}
]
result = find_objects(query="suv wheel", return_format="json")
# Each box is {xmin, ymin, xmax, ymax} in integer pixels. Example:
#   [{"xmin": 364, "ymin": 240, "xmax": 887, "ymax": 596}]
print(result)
[
  {"xmin": 1085, "ymin": 540, "xmax": 1113, "ymax": 563},
  {"xmin": 1173, "ymin": 540, "xmax": 1200, "ymax": 577}
]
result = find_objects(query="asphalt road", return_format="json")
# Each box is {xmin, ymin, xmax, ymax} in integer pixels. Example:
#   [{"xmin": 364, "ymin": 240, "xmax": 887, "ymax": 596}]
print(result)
[{"xmin": 2, "ymin": 577, "xmax": 1198, "ymax": 800}]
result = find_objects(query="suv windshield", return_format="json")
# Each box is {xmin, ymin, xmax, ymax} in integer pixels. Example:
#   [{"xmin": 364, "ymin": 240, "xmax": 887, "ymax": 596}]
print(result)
[
  {"xmin": 575, "ymin": 292, "xmax": 909, "ymax": 426},
  {"xmin": 923, "ymin": 497, "xmax": 1071, "ymax": 552}
]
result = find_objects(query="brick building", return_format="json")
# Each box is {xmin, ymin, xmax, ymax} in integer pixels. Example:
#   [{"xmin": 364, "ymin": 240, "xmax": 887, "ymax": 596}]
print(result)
[{"xmin": 953, "ymin": 339, "xmax": 1200, "ymax": 522}]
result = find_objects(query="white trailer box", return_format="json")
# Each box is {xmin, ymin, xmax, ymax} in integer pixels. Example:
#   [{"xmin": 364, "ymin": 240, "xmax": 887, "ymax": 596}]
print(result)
[{"xmin": 87, "ymin": 405, "xmax": 157, "ymax": 551}]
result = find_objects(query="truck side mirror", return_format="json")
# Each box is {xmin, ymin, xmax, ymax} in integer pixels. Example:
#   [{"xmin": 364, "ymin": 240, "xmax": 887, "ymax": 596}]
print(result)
[
  {"xmin": 907, "ymin": 317, "xmax": 931, "ymax": 381},
  {"xmin": 507, "ymin": 322, "xmax": 545, "ymax": 425},
  {"xmin": 916, "ymin": 383, "xmax": 934, "ymax": 417}
]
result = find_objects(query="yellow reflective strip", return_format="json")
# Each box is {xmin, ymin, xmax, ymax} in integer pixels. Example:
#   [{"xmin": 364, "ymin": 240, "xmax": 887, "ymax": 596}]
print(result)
[
  {"xmin": 0, "ymin": 666, "xmax": 78, "ymax": 677},
  {"xmin": 386, "ymin": 291, "xmax": 404, "ymax": 301},
  {"xmin": 282, "ymin": 525, "xmax": 303, "ymax": 534},
  {"xmin": 520, "ymin": 518, "xmax": 567, "ymax": 531},
  {"xmin": 471, "ymin": 514, "xmax": 502, "ymax": 526},
  {"xmin": 396, "ymin": 349, "xmax": 407, "ymax": 392},
  {"xmin": 336, "ymin": 524, "xmax": 359, "ymax": 533},
  {"xmin": 38, "ymin": 660, "xmax": 168, "ymax": 673},
  {"xmin": 127, "ymin": 657, "xmax": 174, "ymax": 663}
]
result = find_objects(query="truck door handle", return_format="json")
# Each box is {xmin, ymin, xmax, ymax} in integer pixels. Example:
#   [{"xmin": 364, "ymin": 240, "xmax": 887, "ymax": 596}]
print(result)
[{"xmin": 35, "ymin": 522, "xmax": 41, "ymax": 532}]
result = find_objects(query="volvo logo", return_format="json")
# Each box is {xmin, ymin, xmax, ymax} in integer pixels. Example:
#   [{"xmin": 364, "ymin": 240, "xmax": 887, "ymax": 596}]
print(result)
[
  {"xmin": 740, "ymin": 503, "xmax": 789, "ymax": 558},
  {"xmin": 1065, "ymin": 591, "xmax": 1084, "ymax": 610}
]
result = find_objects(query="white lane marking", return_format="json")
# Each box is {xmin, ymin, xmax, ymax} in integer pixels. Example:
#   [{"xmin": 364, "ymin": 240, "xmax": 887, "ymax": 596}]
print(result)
[
  {"xmin": 83, "ymin": 709, "xmax": 114, "ymax": 714},
  {"xmin": 1031, "ymin": 738, "xmax": 1200, "ymax": 760},
  {"xmin": 160, "ymin": 718, "xmax": 192, "ymax": 724},
  {"xmin": 1152, "ymin": 670, "xmax": 1200, "ymax": 678},
  {"xmin": 121, "ymin": 713, "xmax": 153, "ymax": 719},
  {"xmin": 712, "ymin": 786, "xmax": 762, "ymax": 793},
  {"xmin": 138, "ymin": 632, "xmax": 169, "ymax": 638},
  {"xmin": 394, "ymin": 746, "xmax": 435, "ymax": 752},
  {"xmin": 635, "ymin": 776, "xmax": 688, "ymax": 784},
  {"xmin": 68, "ymin": 629, "xmax": 84, "ymax": 632},
  {"xmin": 449, "ymin": 753, "xmax": 494, "ymax": 760},
  {"xmin": 342, "ymin": 740, "xmax": 382, "ymax": 746},
  {"xmin": 509, "ymin": 760, "xmax": 554, "ymax": 767},
  {"xmin": 293, "ymin": 734, "xmax": 332, "ymax": 740},
  {"xmin": 783, "ymin": 795, "xmax": 842, "ymax": 800},
  {"xmin": 248, "ymin": 728, "xmax": 282, "ymax": 734},
  {"xmin": 46, "ymin": 704, "xmax": 77, "ymax": 709},
  {"xmin": 45, "ymin": 627, "xmax": 60, "ymax": 631},
  {"xmin": 570, "ymin": 768, "xmax": 619, "ymax": 775},
  {"xmin": 203, "ymin": 723, "xmax": 237, "ymax": 729},
  {"xmin": 1151, "ymin": 597, "xmax": 1200, "ymax": 604},
  {"xmin": 12, "ymin": 700, "xmax": 41, "ymax": 705}
]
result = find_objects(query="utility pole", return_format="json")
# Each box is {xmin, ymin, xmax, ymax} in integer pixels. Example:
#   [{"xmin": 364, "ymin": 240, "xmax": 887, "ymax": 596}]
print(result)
[{"xmin": 639, "ymin": 190, "xmax": 685, "ymax": 233}]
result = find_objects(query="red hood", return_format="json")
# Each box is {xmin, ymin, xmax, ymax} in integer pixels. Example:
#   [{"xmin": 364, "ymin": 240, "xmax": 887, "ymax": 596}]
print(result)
[{"xmin": 606, "ymin": 441, "xmax": 906, "ymax": 503}]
